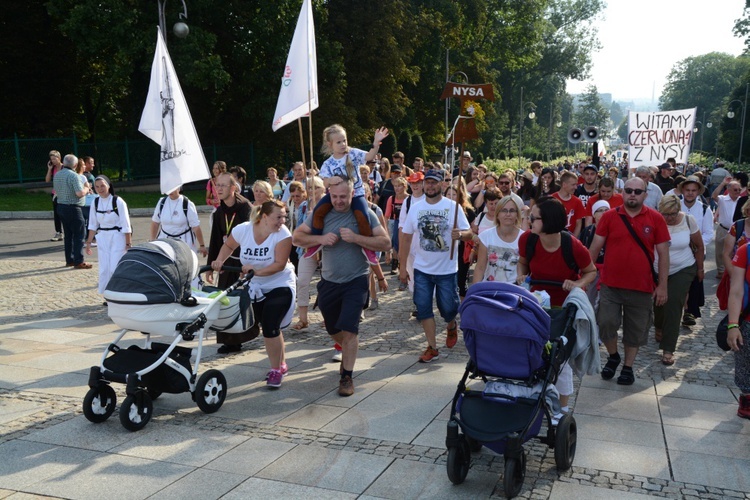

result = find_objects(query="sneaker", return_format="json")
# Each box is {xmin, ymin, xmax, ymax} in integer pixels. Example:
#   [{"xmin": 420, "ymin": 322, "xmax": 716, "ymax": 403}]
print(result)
[
  {"xmin": 303, "ymin": 245, "xmax": 322, "ymax": 259},
  {"xmin": 338, "ymin": 375, "xmax": 354, "ymax": 396},
  {"xmin": 551, "ymin": 412, "xmax": 565, "ymax": 426},
  {"xmin": 265, "ymin": 363, "xmax": 288, "ymax": 380},
  {"xmin": 682, "ymin": 312, "xmax": 696, "ymax": 326},
  {"xmin": 419, "ymin": 346, "xmax": 440, "ymax": 363},
  {"xmin": 390, "ymin": 259, "xmax": 399, "ymax": 274},
  {"xmin": 90, "ymin": 242, "xmax": 97, "ymax": 247},
  {"xmin": 370, "ymin": 298, "xmax": 379, "ymax": 310},
  {"xmin": 446, "ymin": 321, "xmax": 458, "ymax": 348},
  {"xmin": 266, "ymin": 369, "xmax": 283, "ymax": 389},
  {"xmin": 362, "ymin": 248, "xmax": 379, "ymax": 266},
  {"xmin": 739, "ymin": 394, "xmax": 750, "ymax": 419},
  {"xmin": 332, "ymin": 350, "xmax": 342, "ymax": 362},
  {"xmin": 50, "ymin": 232, "xmax": 63, "ymax": 242}
]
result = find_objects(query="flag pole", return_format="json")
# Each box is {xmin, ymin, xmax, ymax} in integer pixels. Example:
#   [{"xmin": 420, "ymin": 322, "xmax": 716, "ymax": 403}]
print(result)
[
  {"xmin": 307, "ymin": 90, "xmax": 315, "ymax": 203},
  {"xmin": 449, "ymin": 138, "xmax": 464, "ymax": 260}
]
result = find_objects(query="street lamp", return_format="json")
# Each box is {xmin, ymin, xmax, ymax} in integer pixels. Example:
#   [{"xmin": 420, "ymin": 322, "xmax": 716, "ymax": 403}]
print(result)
[
  {"xmin": 158, "ymin": 0, "xmax": 189, "ymax": 46},
  {"xmin": 727, "ymin": 82, "xmax": 749, "ymax": 165},
  {"xmin": 518, "ymin": 86, "xmax": 536, "ymax": 169},
  {"xmin": 691, "ymin": 121, "xmax": 701, "ymax": 152}
]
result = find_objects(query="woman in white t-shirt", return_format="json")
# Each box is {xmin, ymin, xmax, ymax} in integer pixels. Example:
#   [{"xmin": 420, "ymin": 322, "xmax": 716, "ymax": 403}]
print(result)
[
  {"xmin": 211, "ymin": 200, "xmax": 297, "ymax": 389},
  {"xmin": 653, "ymin": 194, "xmax": 704, "ymax": 366},
  {"xmin": 472, "ymin": 196, "xmax": 525, "ymax": 284}
]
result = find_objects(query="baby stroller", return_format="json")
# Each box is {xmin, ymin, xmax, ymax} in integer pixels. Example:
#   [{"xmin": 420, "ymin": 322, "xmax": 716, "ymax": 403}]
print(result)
[
  {"xmin": 445, "ymin": 282, "xmax": 578, "ymax": 498},
  {"xmin": 82, "ymin": 239, "xmax": 255, "ymax": 431}
]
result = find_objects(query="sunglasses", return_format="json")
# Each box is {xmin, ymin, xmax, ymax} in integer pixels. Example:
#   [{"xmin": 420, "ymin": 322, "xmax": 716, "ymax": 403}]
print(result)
[{"xmin": 624, "ymin": 188, "xmax": 645, "ymax": 195}]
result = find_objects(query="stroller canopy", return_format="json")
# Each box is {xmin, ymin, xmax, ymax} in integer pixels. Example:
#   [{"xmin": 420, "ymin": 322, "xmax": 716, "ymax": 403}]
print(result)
[{"xmin": 104, "ymin": 239, "xmax": 198, "ymax": 304}]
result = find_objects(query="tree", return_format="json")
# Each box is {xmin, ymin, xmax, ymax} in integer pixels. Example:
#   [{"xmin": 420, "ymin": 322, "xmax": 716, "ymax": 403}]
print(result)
[
  {"xmin": 659, "ymin": 52, "xmax": 750, "ymax": 154},
  {"xmin": 379, "ymin": 133, "xmax": 397, "ymax": 162},
  {"xmin": 575, "ymin": 84, "xmax": 609, "ymax": 132},
  {"xmin": 397, "ymin": 130, "xmax": 411, "ymax": 157},
  {"xmin": 409, "ymin": 134, "xmax": 425, "ymax": 164}
]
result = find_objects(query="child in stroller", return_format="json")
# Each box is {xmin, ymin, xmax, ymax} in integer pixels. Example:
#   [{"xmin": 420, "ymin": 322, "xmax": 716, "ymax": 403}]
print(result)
[{"xmin": 445, "ymin": 282, "xmax": 579, "ymax": 498}]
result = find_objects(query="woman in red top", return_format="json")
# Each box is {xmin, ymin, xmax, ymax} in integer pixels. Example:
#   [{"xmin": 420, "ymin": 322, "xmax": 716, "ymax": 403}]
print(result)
[{"xmin": 384, "ymin": 176, "xmax": 408, "ymax": 273}]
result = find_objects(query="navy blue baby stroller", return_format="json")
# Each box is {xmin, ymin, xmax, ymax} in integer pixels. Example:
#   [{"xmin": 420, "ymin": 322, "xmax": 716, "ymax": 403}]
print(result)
[{"xmin": 446, "ymin": 282, "xmax": 578, "ymax": 498}]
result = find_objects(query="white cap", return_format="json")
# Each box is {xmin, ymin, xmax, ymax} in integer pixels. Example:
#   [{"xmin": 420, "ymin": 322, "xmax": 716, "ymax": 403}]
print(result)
[{"xmin": 591, "ymin": 200, "xmax": 611, "ymax": 214}]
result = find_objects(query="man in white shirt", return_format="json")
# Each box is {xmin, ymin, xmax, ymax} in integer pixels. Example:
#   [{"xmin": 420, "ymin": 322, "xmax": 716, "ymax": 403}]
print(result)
[
  {"xmin": 712, "ymin": 177, "xmax": 742, "ymax": 278},
  {"xmin": 679, "ymin": 175, "xmax": 714, "ymax": 326},
  {"xmin": 399, "ymin": 169, "xmax": 471, "ymax": 363},
  {"xmin": 635, "ymin": 165, "xmax": 663, "ymax": 210}
]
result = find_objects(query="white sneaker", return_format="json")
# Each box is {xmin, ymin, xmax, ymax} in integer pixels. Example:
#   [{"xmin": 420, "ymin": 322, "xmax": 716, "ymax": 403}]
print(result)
[
  {"xmin": 332, "ymin": 350, "xmax": 342, "ymax": 362},
  {"xmin": 50, "ymin": 232, "xmax": 63, "ymax": 242}
]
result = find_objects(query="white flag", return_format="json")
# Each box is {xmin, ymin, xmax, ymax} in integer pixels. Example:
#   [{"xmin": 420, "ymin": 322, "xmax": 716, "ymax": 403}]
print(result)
[
  {"xmin": 138, "ymin": 27, "xmax": 210, "ymax": 195},
  {"xmin": 272, "ymin": 0, "xmax": 318, "ymax": 131}
]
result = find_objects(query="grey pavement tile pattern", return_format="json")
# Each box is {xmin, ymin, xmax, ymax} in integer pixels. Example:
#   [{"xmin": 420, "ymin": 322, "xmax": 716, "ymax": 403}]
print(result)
[{"xmin": 1, "ymin": 253, "xmax": 750, "ymax": 499}]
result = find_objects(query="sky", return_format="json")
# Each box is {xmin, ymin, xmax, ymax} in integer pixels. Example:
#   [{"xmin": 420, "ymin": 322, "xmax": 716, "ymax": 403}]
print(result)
[{"xmin": 566, "ymin": 0, "xmax": 748, "ymax": 102}]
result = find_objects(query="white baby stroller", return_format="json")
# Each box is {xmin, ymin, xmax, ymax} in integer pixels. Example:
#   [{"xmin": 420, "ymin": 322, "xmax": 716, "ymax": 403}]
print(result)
[{"xmin": 82, "ymin": 239, "xmax": 255, "ymax": 431}]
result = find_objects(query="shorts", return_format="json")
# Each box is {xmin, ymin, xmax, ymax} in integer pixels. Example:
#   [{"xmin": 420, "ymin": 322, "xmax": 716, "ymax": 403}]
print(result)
[
  {"xmin": 597, "ymin": 284, "xmax": 653, "ymax": 347},
  {"xmin": 251, "ymin": 287, "xmax": 294, "ymax": 338},
  {"xmin": 413, "ymin": 269, "xmax": 459, "ymax": 323},
  {"xmin": 317, "ymin": 275, "xmax": 369, "ymax": 336}
]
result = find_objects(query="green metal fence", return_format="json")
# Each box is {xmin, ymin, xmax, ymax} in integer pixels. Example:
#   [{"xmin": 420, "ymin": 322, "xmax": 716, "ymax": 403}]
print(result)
[{"xmin": 0, "ymin": 134, "xmax": 298, "ymax": 185}]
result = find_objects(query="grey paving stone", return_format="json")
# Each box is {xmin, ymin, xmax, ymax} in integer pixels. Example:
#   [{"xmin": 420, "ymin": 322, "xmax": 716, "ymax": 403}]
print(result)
[
  {"xmin": 659, "ymin": 396, "xmax": 750, "ymax": 434},
  {"xmin": 364, "ymin": 458, "xmax": 497, "ymax": 499},
  {"xmin": 654, "ymin": 380, "xmax": 737, "ymax": 404},
  {"xmin": 574, "ymin": 386, "xmax": 661, "ymax": 423},
  {"xmin": 0, "ymin": 398, "xmax": 48, "ymax": 425},
  {"xmin": 0, "ymin": 440, "xmax": 101, "ymax": 490},
  {"xmin": 203, "ymin": 437, "xmax": 296, "ymax": 476},
  {"xmin": 223, "ymin": 477, "xmax": 357, "ymax": 499},
  {"xmin": 110, "ymin": 426, "xmax": 249, "ymax": 467},
  {"xmin": 574, "ymin": 414, "xmax": 664, "ymax": 448},
  {"xmin": 574, "ymin": 437, "xmax": 670, "ymax": 480},
  {"xmin": 22, "ymin": 415, "xmax": 136, "ymax": 452},
  {"xmin": 277, "ymin": 403, "xmax": 347, "ymax": 430},
  {"xmin": 671, "ymin": 450, "xmax": 750, "ymax": 491},
  {"xmin": 664, "ymin": 424, "xmax": 750, "ymax": 460},
  {"xmin": 24, "ymin": 453, "xmax": 194, "ymax": 500},
  {"xmin": 255, "ymin": 443, "xmax": 393, "ymax": 494},
  {"xmin": 147, "ymin": 468, "xmax": 245, "ymax": 500}
]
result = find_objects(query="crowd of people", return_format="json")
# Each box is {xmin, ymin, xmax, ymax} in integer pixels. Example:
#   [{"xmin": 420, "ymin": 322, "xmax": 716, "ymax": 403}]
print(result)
[{"xmin": 44, "ymin": 138, "xmax": 750, "ymax": 419}]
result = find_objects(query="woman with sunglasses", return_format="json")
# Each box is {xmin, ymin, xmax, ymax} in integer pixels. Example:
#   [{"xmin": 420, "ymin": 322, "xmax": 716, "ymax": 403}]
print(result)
[
  {"xmin": 473, "ymin": 196, "xmax": 525, "ymax": 284},
  {"xmin": 653, "ymin": 194, "xmax": 703, "ymax": 366}
]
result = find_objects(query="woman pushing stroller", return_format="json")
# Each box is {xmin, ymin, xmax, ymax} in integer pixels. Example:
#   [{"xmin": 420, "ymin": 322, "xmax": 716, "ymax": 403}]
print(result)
[{"xmin": 211, "ymin": 200, "xmax": 296, "ymax": 389}]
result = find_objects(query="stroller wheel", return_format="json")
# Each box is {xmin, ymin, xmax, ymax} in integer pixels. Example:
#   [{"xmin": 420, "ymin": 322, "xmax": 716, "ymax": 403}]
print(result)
[
  {"xmin": 119, "ymin": 391, "xmax": 153, "ymax": 431},
  {"xmin": 503, "ymin": 450, "xmax": 526, "ymax": 498},
  {"xmin": 83, "ymin": 385, "xmax": 116, "ymax": 423},
  {"xmin": 194, "ymin": 369, "xmax": 227, "ymax": 414},
  {"xmin": 554, "ymin": 414, "xmax": 577, "ymax": 471},
  {"xmin": 446, "ymin": 438, "xmax": 470, "ymax": 485}
]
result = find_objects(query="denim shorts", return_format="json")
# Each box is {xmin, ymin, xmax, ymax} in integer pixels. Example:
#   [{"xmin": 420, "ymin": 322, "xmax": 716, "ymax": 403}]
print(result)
[{"xmin": 413, "ymin": 269, "xmax": 459, "ymax": 323}]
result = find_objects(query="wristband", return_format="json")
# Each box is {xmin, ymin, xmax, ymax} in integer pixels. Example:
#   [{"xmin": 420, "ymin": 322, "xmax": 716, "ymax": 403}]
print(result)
[
  {"xmin": 378, "ymin": 278, "xmax": 386, "ymax": 281},
  {"xmin": 728, "ymin": 323, "xmax": 740, "ymax": 330}
]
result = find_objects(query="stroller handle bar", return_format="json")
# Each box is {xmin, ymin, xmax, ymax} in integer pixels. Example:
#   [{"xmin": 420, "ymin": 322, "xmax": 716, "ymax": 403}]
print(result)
[
  {"xmin": 199, "ymin": 265, "xmax": 243, "ymax": 274},
  {"xmin": 528, "ymin": 279, "xmax": 564, "ymax": 287}
]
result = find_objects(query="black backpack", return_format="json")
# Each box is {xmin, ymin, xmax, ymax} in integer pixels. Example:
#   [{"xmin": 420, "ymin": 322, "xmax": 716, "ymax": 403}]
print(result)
[
  {"xmin": 158, "ymin": 195, "xmax": 189, "ymax": 219},
  {"xmin": 95, "ymin": 194, "xmax": 119, "ymax": 216},
  {"xmin": 525, "ymin": 230, "xmax": 580, "ymax": 273}
]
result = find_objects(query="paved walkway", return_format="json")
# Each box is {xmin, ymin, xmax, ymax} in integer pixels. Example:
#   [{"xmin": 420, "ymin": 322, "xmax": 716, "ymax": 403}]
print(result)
[{"xmin": 0, "ymin": 220, "xmax": 749, "ymax": 499}]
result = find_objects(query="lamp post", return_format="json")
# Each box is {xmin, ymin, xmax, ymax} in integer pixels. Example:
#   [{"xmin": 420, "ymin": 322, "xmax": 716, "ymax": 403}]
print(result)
[
  {"xmin": 518, "ymin": 87, "xmax": 536, "ymax": 169},
  {"xmin": 547, "ymin": 104, "xmax": 561, "ymax": 162},
  {"xmin": 158, "ymin": 0, "xmax": 190, "ymax": 46},
  {"xmin": 691, "ymin": 121, "xmax": 701, "ymax": 152},
  {"xmin": 727, "ymin": 82, "xmax": 749, "ymax": 165}
]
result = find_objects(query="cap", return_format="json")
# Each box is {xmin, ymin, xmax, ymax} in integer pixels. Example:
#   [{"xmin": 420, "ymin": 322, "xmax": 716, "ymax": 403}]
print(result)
[
  {"xmin": 424, "ymin": 169, "xmax": 444, "ymax": 182},
  {"xmin": 583, "ymin": 164, "xmax": 597, "ymax": 172},
  {"xmin": 660, "ymin": 162, "xmax": 672, "ymax": 170},
  {"xmin": 591, "ymin": 200, "xmax": 611, "ymax": 214},
  {"xmin": 391, "ymin": 164, "xmax": 402, "ymax": 172},
  {"xmin": 462, "ymin": 151, "xmax": 472, "ymax": 158},
  {"xmin": 407, "ymin": 171, "xmax": 424, "ymax": 183}
]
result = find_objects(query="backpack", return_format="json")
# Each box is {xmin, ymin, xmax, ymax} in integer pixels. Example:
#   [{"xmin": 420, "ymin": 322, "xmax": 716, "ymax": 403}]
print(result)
[
  {"xmin": 95, "ymin": 195, "xmax": 119, "ymax": 216},
  {"xmin": 157, "ymin": 195, "xmax": 192, "ymax": 239},
  {"xmin": 525, "ymin": 230, "xmax": 580, "ymax": 274}
]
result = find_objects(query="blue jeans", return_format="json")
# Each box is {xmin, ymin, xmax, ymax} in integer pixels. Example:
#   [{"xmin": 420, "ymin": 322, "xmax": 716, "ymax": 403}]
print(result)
[
  {"xmin": 57, "ymin": 204, "xmax": 85, "ymax": 265},
  {"xmin": 389, "ymin": 219, "xmax": 399, "ymax": 253},
  {"xmin": 413, "ymin": 269, "xmax": 459, "ymax": 323}
]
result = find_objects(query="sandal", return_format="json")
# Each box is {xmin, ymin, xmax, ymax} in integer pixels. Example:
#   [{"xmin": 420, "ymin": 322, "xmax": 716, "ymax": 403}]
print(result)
[
  {"xmin": 661, "ymin": 352, "xmax": 675, "ymax": 366},
  {"xmin": 291, "ymin": 320, "xmax": 309, "ymax": 331},
  {"xmin": 617, "ymin": 368, "xmax": 635, "ymax": 385},
  {"xmin": 601, "ymin": 355, "xmax": 621, "ymax": 380}
]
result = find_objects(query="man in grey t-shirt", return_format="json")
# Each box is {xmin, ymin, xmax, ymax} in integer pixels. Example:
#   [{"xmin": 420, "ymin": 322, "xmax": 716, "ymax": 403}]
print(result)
[{"xmin": 293, "ymin": 179, "xmax": 390, "ymax": 396}]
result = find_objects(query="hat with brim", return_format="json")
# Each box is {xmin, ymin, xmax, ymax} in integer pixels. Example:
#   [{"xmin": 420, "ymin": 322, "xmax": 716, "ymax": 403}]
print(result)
[
  {"xmin": 407, "ymin": 171, "xmax": 424, "ymax": 183},
  {"xmin": 424, "ymin": 169, "xmax": 444, "ymax": 182},
  {"xmin": 678, "ymin": 175, "xmax": 706, "ymax": 195}
]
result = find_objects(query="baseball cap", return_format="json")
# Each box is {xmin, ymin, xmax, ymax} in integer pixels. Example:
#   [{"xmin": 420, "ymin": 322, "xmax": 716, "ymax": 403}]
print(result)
[
  {"xmin": 391, "ymin": 164, "xmax": 402, "ymax": 172},
  {"xmin": 660, "ymin": 162, "xmax": 673, "ymax": 170},
  {"xmin": 407, "ymin": 171, "xmax": 424, "ymax": 183},
  {"xmin": 583, "ymin": 164, "xmax": 597, "ymax": 172},
  {"xmin": 424, "ymin": 169, "xmax": 444, "ymax": 182}
]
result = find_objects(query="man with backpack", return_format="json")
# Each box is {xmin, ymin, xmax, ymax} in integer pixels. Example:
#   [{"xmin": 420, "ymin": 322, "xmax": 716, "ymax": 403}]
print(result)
[{"xmin": 588, "ymin": 178, "xmax": 670, "ymax": 385}]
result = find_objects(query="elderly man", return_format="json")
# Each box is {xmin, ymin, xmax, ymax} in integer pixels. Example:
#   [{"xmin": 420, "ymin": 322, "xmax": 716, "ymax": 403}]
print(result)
[
  {"xmin": 634, "ymin": 165, "xmax": 663, "ymax": 209},
  {"xmin": 588, "ymin": 177, "xmax": 670, "ymax": 385},
  {"xmin": 679, "ymin": 175, "xmax": 714, "ymax": 326},
  {"xmin": 713, "ymin": 177, "xmax": 742, "ymax": 279},
  {"xmin": 53, "ymin": 154, "xmax": 91, "ymax": 269},
  {"xmin": 281, "ymin": 161, "xmax": 306, "ymax": 204},
  {"xmin": 293, "ymin": 180, "xmax": 390, "ymax": 396}
]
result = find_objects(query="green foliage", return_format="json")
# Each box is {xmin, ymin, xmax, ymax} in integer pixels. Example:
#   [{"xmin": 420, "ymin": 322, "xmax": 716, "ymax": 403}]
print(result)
[
  {"xmin": 409, "ymin": 134, "xmax": 425, "ymax": 164},
  {"xmin": 397, "ymin": 130, "xmax": 411, "ymax": 158},
  {"xmin": 476, "ymin": 152, "xmax": 484, "ymax": 165},
  {"xmin": 379, "ymin": 133, "xmax": 397, "ymax": 162},
  {"xmin": 575, "ymin": 84, "xmax": 609, "ymax": 131}
]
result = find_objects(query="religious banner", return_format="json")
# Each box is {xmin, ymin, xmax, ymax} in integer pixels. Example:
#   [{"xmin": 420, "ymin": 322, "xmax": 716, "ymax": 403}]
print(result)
[
  {"xmin": 441, "ymin": 82, "xmax": 496, "ymax": 144},
  {"xmin": 627, "ymin": 108, "xmax": 696, "ymax": 166}
]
